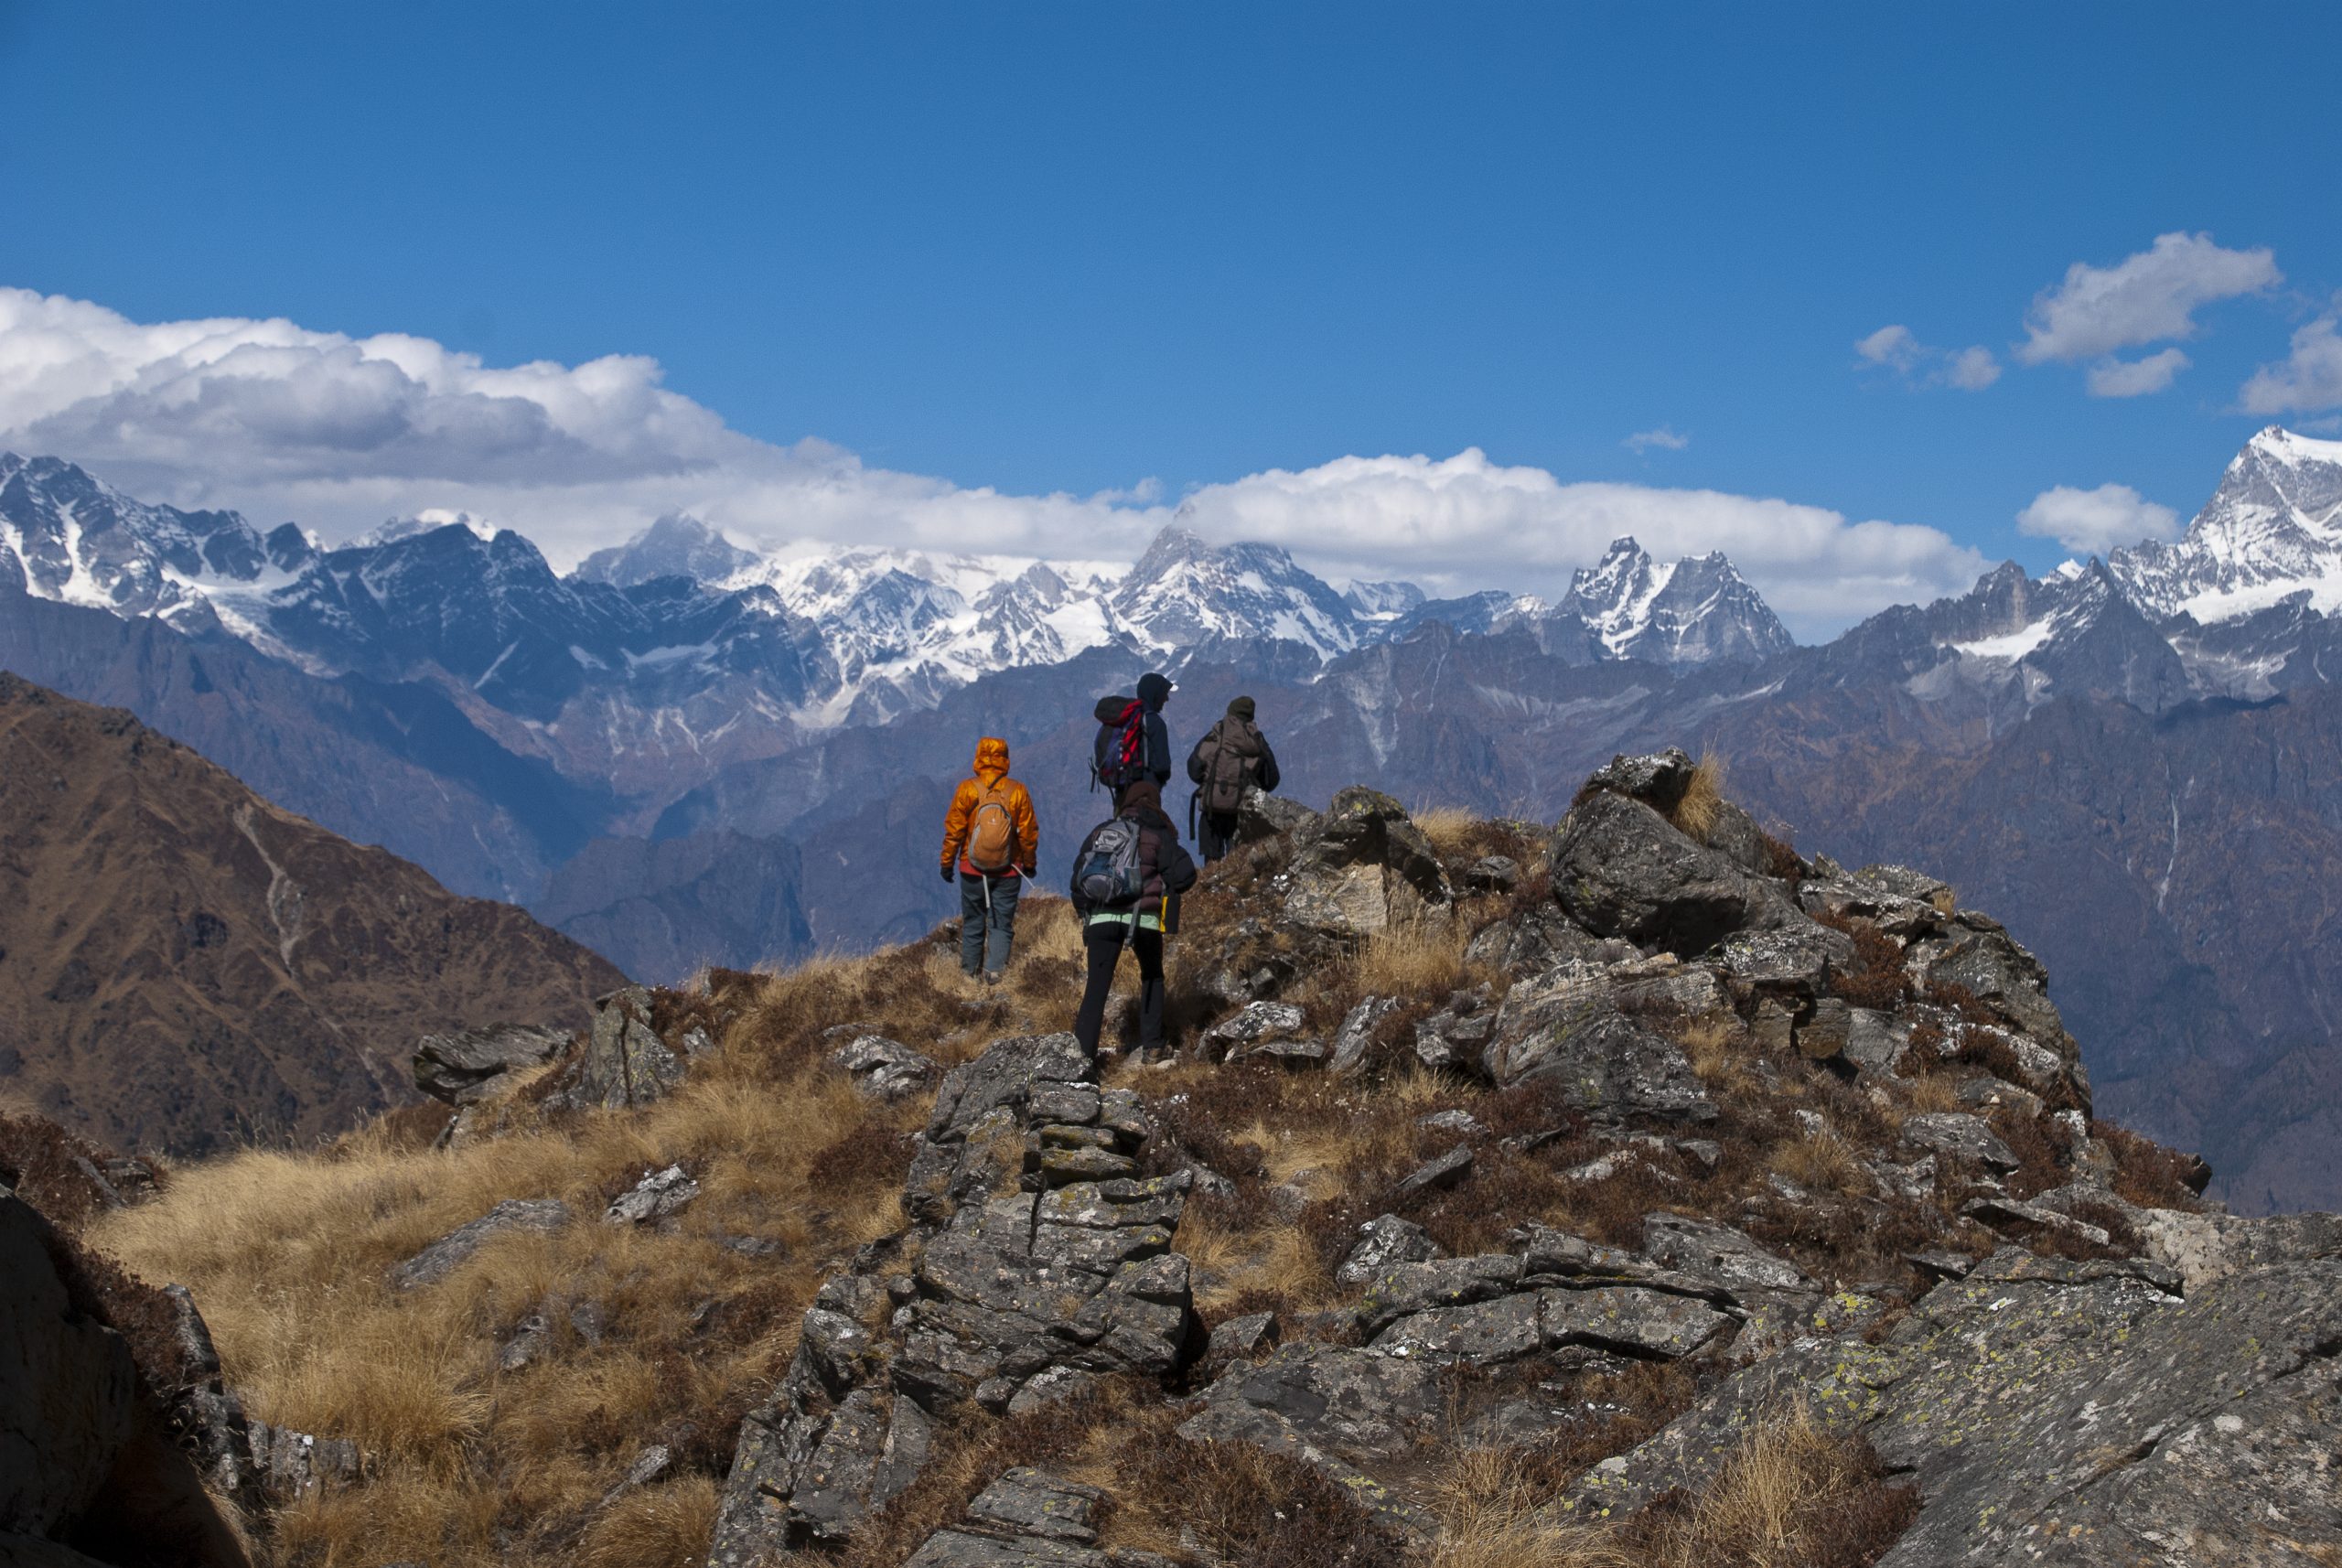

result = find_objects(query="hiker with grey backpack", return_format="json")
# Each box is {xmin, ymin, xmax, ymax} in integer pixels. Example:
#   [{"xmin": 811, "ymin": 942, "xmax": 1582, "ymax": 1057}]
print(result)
[
  {"xmin": 1068, "ymin": 778, "xmax": 1197, "ymax": 1063},
  {"xmin": 1185, "ymin": 694, "xmax": 1280, "ymax": 864}
]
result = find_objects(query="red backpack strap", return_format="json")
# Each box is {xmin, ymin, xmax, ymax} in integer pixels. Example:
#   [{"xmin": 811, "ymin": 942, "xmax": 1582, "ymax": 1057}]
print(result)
[{"xmin": 1119, "ymin": 701, "xmax": 1144, "ymax": 766}]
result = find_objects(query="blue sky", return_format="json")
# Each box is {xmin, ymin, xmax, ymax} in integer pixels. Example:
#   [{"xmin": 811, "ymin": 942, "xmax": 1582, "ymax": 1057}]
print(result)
[{"xmin": 3, "ymin": 1, "xmax": 2339, "ymax": 632}]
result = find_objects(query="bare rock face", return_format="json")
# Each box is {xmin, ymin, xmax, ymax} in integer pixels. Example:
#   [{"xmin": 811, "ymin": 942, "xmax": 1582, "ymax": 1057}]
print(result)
[
  {"xmin": 1481, "ymin": 961, "xmax": 1716, "ymax": 1123},
  {"xmin": 1, "ymin": 1187, "xmax": 137, "ymax": 1539},
  {"xmin": 391, "ymin": 1198, "xmax": 572, "ymax": 1291},
  {"xmin": 708, "ymin": 1034, "xmax": 1198, "ymax": 1563},
  {"xmin": 1552, "ymin": 789, "xmax": 1798, "ymax": 955},
  {"xmin": 1281, "ymin": 788, "xmax": 1453, "ymax": 939},
  {"xmin": 557, "ymin": 987, "xmax": 692, "ymax": 1112},
  {"xmin": 1563, "ymin": 1245, "xmax": 2342, "ymax": 1564},
  {"xmin": 413, "ymin": 1024, "xmax": 571, "ymax": 1105}
]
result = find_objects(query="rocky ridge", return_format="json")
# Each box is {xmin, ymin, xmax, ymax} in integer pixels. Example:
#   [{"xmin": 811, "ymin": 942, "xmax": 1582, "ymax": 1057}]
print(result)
[{"xmin": 26, "ymin": 749, "xmax": 2341, "ymax": 1567}]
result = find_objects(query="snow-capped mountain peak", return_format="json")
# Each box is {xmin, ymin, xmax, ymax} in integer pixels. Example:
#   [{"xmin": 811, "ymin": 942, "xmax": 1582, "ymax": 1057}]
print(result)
[
  {"xmin": 1546, "ymin": 537, "xmax": 1793, "ymax": 666},
  {"xmin": 574, "ymin": 513, "xmax": 759, "ymax": 588},
  {"xmin": 2110, "ymin": 425, "xmax": 2342, "ymax": 623}
]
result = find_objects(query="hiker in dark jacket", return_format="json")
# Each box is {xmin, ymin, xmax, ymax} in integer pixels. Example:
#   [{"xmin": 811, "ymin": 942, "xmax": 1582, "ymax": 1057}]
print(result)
[
  {"xmin": 1185, "ymin": 694, "xmax": 1281, "ymax": 864},
  {"xmin": 1068, "ymin": 778, "xmax": 1198, "ymax": 1061},
  {"xmin": 1091, "ymin": 671, "xmax": 1174, "ymax": 804}
]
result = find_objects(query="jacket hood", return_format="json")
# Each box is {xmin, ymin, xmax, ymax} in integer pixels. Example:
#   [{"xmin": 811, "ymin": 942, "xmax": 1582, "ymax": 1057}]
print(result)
[
  {"xmin": 1119, "ymin": 778, "xmax": 1164, "ymax": 814},
  {"xmin": 1137, "ymin": 671, "xmax": 1173, "ymax": 711},
  {"xmin": 972, "ymin": 736, "xmax": 1010, "ymax": 777}
]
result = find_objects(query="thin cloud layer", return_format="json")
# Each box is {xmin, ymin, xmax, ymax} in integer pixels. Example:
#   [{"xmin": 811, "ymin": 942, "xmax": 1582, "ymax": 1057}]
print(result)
[
  {"xmin": 2017, "ymin": 231, "xmax": 2278, "ymax": 366},
  {"xmin": 0, "ymin": 285, "xmax": 1993, "ymax": 638},
  {"xmin": 2016, "ymin": 483, "xmax": 2181, "ymax": 553}
]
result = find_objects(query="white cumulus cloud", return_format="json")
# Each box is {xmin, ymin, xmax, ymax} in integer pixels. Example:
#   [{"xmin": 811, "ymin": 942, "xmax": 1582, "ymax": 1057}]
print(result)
[
  {"xmin": 2017, "ymin": 231, "xmax": 2278, "ymax": 365},
  {"xmin": 1854, "ymin": 325, "xmax": 1999, "ymax": 391},
  {"xmin": 2086, "ymin": 348, "xmax": 2191, "ymax": 399},
  {"xmin": 0, "ymin": 285, "xmax": 1993, "ymax": 639},
  {"xmin": 2016, "ymin": 483, "xmax": 2181, "ymax": 554},
  {"xmin": 2240, "ymin": 306, "xmax": 2342, "ymax": 413}
]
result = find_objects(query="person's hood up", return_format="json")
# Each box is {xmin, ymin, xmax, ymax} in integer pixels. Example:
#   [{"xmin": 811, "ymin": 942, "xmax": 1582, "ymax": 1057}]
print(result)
[
  {"xmin": 972, "ymin": 736, "xmax": 1010, "ymax": 779},
  {"xmin": 1119, "ymin": 778, "xmax": 1164, "ymax": 815},
  {"xmin": 1227, "ymin": 695, "xmax": 1256, "ymax": 723},
  {"xmin": 1137, "ymin": 671, "xmax": 1173, "ymax": 711}
]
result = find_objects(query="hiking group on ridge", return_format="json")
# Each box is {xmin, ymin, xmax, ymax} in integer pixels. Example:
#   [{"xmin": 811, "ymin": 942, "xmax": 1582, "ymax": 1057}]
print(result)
[{"xmin": 934, "ymin": 672, "xmax": 1284, "ymax": 1058}]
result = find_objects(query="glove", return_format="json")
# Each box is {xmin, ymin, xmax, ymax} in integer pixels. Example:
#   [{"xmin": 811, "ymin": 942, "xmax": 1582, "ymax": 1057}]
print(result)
[{"xmin": 940, "ymin": 865, "xmax": 956, "ymax": 883}]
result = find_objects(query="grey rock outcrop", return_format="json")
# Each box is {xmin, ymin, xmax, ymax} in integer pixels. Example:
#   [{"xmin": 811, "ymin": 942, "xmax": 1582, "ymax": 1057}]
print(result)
[
  {"xmin": 412, "ymin": 1024, "xmax": 572, "ymax": 1105},
  {"xmin": 1563, "ymin": 1244, "xmax": 2342, "ymax": 1564},
  {"xmin": 1552, "ymin": 788, "xmax": 1797, "ymax": 955},
  {"xmin": 557, "ymin": 986, "xmax": 693, "ymax": 1112},
  {"xmin": 709, "ymin": 1034, "xmax": 1198, "ymax": 1563},
  {"xmin": 2, "ymin": 1188, "xmax": 136, "ymax": 1539},
  {"xmin": 1481, "ymin": 961, "xmax": 1715, "ymax": 1122},
  {"xmin": 391, "ymin": 1197, "xmax": 571, "ymax": 1290},
  {"xmin": 1281, "ymin": 788, "xmax": 1453, "ymax": 938}
]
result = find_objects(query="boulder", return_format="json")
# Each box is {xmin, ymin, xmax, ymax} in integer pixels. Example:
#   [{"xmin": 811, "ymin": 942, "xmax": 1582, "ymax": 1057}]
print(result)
[
  {"xmin": 1899, "ymin": 1112, "xmax": 2020, "ymax": 1175},
  {"xmin": 412, "ymin": 1024, "xmax": 571, "ymax": 1105},
  {"xmin": 561, "ymin": 987, "xmax": 688, "ymax": 1112},
  {"xmin": 1481, "ymin": 961, "xmax": 1715, "ymax": 1123},
  {"xmin": 1336, "ymin": 1214, "xmax": 1440, "ymax": 1286},
  {"xmin": 830, "ymin": 1034, "xmax": 939, "ymax": 1100},
  {"xmin": 391, "ymin": 1197, "xmax": 571, "ymax": 1290},
  {"xmin": 2133, "ymin": 1208, "xmax": 2342, "ymax": 1292},
  {"xmin": 1328, "ymin": 995, "xmax": 1399, "ymax": 1074},
  {"xmin": 1282, "ymin": 789, "xmax": 1452, "ymax": 939},
  {"xmin": 1198, "ymin": 1002, "xmax": 1307, "ymax": 1060},
  {"xmin": 1, "ymin": 1188, "xmax": 137, "ymax": 1538},
  {"xmin": 1463, "ymin": 854, "xmax": 1520, "ymax": 894},
  {"xmin": 605, "ymin": 1165, "xmax": 699, "ymax": 1226},
  {"xmin": 1580, "ymin": 747, "xmax": 1698, "ymax": 812},
  {"xmin": 1552, "ymin": 789, "xmax": 1800, "ymax": 955}
]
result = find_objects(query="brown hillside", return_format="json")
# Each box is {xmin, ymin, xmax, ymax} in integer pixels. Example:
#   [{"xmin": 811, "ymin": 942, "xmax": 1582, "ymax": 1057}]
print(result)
[{"xmin": 0, "ymin": 671, "xmax": 627, "ymax": 1155}]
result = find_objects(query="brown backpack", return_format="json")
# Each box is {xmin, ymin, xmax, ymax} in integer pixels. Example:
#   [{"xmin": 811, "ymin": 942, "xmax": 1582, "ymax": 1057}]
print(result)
[
  {"xmin": 1198, "ymin": 720, "xmax": 1260, "ymax": 816},
  {"xmin": 965, "ymin": 780, "xmax": 1018, "ymax": 873}
]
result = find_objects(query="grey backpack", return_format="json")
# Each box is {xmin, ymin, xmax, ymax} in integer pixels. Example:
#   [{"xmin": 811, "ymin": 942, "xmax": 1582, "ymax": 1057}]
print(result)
[{"xmin": 1075, "ymin": 817, "xmax": 1147, "ymax": 906}]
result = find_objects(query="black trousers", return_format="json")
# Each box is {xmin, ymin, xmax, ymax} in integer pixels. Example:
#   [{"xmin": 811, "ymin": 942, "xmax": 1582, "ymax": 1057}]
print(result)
[
  {"xmin": 1073, "ymin": 922, "xmax": 1165, "ymax": 1056},
  {"xmin": 1197, "ymin": 809, "xmax": 1239, "ymax": 864}
]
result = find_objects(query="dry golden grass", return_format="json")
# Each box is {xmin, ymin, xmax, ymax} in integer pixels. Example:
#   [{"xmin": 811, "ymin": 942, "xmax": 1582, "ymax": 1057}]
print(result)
[
  {"xmin": 1901, "ymin": 1073, "xmax": 1963, "ymax": 1115},
  {"xmin": 85, "ymin": 963, "xmax": 931, "ymax": 1568},
  {"xmin": 1350, "ymin": 914, "xmax": 1477, "ymax": 997},
  {"xmin": 1633, "ymin": 1402, "xmax": 1916, "ymax": 1568},
  {"xmin": 1429, "ymin": 1447, "xmax": 1633, "ymax": 1568},
  {"xmin": 579, "ymin": 1477, "xmax": 721, "ymax": 1568},
  {"xmin": 1413, "ymin": 805, "xmax": 1482, "ymax": 858},
  {"xmin": 1768, "ymin": 1131, "xmax": 1870, "ymax": 1199},
  {"xmin": 1669, "ymin": 751, "xmax": 1725, "ymax": 843},
  {"xmin": 1680, "ymin": 1013, "xmax": 1758, "ymax": 1100}
]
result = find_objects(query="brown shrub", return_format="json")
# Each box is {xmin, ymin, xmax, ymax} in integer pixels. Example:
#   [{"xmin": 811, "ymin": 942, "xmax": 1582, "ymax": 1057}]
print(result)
[
  {"xmin": 1122, "ymin": 1437, "xmax": 1410, "ymax": 1568},
  {"xmin": 2094, "ymin": 1122, "xmax": 2208, "ymax": 1211},
  {"xmin": 1756, "ymin": 832, "xmax": 1805, "ymax": 884},
  {"xmin": 1810, "ymin": 913, "xmax": 1907, "ymax": 1011},
  {"xmin": 0, "ymin": 1112, "xmax": 156, "ymax": 1232}
]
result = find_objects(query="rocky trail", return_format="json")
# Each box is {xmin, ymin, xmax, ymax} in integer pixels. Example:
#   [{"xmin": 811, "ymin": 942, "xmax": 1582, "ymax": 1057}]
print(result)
[{"xmin": 6, "ymin": 750, "xmax": 2340, "ymax": 1567}]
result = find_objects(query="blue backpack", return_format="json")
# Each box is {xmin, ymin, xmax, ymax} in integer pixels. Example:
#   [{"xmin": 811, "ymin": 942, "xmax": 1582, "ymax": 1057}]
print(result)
[{"xmin": 1075, "ymin": 817, "xmax": 1147, "ymax": 907}]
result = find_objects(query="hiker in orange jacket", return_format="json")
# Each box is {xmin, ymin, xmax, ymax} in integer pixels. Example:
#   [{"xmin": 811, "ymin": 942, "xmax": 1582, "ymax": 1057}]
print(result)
[{"xmin": 939, "ymin": 736, "xmax": 1040, "ymax": 980}]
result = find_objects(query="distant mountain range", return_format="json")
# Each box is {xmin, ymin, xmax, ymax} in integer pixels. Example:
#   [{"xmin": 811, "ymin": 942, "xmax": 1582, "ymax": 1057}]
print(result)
[{"xmin": 5, "ymin": 429, "xmax": 2342, "ymax": 1208}]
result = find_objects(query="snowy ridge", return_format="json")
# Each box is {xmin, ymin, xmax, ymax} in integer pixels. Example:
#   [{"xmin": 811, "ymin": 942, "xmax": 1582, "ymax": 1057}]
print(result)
[{"xmin": 2110, "ymin": 426, "xmax": 2342, "ymax": 623}]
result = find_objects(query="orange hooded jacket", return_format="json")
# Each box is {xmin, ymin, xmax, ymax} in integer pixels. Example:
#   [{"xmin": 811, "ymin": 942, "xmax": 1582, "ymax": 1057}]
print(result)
[{"xmin": 940, "ymin": 736, "xmax": 1039, "ymax": 876}]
